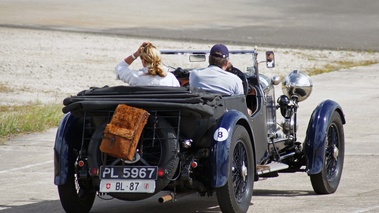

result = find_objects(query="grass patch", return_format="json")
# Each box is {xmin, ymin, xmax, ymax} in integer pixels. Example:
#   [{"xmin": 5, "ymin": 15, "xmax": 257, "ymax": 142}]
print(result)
[
  {"xmin": 0, "ymin": 103, "xmax": 63, "ymax": 144},
  {"xmin": 307, "ymin": 59, "xmax": 379, "ymax": 76}
]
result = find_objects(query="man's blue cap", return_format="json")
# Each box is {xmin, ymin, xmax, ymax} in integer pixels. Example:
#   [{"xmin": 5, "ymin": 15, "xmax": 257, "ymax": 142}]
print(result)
[{"xmin": 210, "ymin": 44, "xmax": 229, "ymax": 58}]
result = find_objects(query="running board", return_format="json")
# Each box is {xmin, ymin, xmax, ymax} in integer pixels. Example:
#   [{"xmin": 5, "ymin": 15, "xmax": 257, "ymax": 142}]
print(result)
[{"xmin": 257, "ymin": 162, "xmax": 289, "ymax": 175}]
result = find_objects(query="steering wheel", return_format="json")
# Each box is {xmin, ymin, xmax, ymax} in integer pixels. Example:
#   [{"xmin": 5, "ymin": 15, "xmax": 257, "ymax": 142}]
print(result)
[{"xmin": 230, "ymin": 66, "xmax": 248, "ymax": 95}]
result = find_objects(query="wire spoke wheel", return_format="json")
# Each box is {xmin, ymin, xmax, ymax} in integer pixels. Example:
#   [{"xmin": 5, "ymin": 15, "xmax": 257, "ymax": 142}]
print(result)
[
  {"xmin": 325, "ymin": 124, "xmax": 339, "ymax": 181},
  {"xmin": 216, "ymin": 125, "xmax": 254, "ymax": 213},
  {"xmin": 233, "ymin": 142, "xmax": 249, "ymax": 202},
  {"xmin": 310, "ymin": 111, "xmax": 345, "ymax": 194}
]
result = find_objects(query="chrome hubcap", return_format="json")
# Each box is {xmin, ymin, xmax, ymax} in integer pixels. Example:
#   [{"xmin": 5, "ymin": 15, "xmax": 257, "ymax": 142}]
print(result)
[
  {"xmin": 241, "ymin": 161, "xmax": 247, "ymax": 182},
  {"xmin": 333, "ymin": 145, "xmax": 339, "ymax": 159}
]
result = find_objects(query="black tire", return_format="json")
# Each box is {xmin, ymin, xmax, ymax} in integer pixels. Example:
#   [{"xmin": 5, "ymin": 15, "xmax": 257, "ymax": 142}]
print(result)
[
  {"xmin": 216, "ymin": 125, "xmax": 255, "ymax": 213},
  {"xmin": 310, "ymin": 111, "xmax": 345, "ymax": 194},
  {"xmin": 57, "ymin": 168, "xmax": 96, "ymax": 213},
  {"xmin": 88, "ymin": 116, "xmax": 179, "ymax": 201}
]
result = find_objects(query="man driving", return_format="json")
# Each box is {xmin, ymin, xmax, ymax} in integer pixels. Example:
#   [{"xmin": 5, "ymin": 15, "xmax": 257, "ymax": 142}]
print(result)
[{"xmin": 189, "ymin": 44, "xmax": 244, "ymax": 95}]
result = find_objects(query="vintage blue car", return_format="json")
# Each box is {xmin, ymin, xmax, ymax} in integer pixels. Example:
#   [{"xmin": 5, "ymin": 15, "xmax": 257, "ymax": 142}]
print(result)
[{"xmin": 54, "ymin": 49, "xmax": 345, "ymax": 213}]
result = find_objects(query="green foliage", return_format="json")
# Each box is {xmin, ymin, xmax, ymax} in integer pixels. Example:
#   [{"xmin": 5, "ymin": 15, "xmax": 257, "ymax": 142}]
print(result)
[{"xmin": 0, "ymin": 103, "xmax": 63, "ymax": 143}]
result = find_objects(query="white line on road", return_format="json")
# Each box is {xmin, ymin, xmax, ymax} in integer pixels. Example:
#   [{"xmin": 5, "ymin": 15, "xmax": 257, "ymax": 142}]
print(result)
[
  {"xmin": 0, "ymin": 160, "xmax": 53, "ymax": 174},
  {"xmin": 354, "ymin": 205, "xmax": 379, "ymax": 213}
]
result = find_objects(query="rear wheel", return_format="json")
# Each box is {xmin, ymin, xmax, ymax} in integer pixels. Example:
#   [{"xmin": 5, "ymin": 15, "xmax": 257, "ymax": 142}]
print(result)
[
  {"xmin": 216, "ymin": 125, "xmax": 254, "ymax": 213},
  {"xmin": 58, "ymin": 163, "xmax": 95, "ymax": 213},
  {"xmin": 310, "ymin": 111, "xmax": 345, "ymax": 194}
]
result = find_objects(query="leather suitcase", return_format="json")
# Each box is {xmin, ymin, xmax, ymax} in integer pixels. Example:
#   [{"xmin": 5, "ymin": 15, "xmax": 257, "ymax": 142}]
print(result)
[{"xmin": 100, "ymin": 104, "xmax": 150, "ymax": 161}]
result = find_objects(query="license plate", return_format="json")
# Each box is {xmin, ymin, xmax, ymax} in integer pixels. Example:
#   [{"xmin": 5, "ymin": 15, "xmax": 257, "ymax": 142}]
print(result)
[
  {"xmin": 99, "ymin": 179, "xmax": 156, "ymax": 193},
  {"xmin": 100, "ymin": 166, "xmax": 158, "ymax": 180}
]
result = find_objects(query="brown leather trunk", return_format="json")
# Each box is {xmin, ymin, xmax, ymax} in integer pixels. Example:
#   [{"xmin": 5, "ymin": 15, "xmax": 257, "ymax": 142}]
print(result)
[{"xmin": 100, "ymin": 104, "xmax": 150, "ymax": 161}]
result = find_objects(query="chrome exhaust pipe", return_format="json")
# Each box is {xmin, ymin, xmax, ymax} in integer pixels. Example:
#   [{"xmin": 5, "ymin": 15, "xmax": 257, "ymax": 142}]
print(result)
[{"xmin": 158, "ymin": 193, "xmax": 175, "ymax": 203}]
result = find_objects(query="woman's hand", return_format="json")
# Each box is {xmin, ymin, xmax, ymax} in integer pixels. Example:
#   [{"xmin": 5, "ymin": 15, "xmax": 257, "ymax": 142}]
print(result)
[{"xmin": 136, "ymin": 42, "xmax": 150, "ymax": 57}]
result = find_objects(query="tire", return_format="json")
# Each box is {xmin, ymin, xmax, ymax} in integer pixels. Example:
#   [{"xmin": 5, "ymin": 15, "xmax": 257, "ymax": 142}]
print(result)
[
  {"xmin": 310, "ymin": 111, "xmax": 345, "ymax": 194},
  {"xmin": 88, "ymin": 116, "xmax": 179, "ymax": 201},
  {"xmin": 216, "ymin": 125, "xmax": 255, "ymax": 213},
  {"xmin": 57, "ymin": 166, "xmax": 96, "ymax": 213}
]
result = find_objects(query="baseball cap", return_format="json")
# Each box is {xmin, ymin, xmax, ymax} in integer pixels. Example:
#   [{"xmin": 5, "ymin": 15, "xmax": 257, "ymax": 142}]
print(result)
[{"xmin": 210, "ymin": 44, "xmax": 229, "ymax": 58}]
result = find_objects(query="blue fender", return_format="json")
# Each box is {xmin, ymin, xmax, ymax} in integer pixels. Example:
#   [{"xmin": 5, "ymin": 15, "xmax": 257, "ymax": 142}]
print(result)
[
  {"xmin": 211, "ymin": 109, "xmax": 253, "ymax": 188},
  {"xmin": 304, "ymin": 99, "xmax": 346, "ymax": 175},
  {"xmin": 54, "ymin": 112, "xmax": 83, "ymax": 185}
]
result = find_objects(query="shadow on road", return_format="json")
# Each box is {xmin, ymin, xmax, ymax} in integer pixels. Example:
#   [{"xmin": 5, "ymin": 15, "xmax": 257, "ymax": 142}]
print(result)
[
  {"xmin": 0, "ymin": 192, "xmax": 223, "ymax": 213},
  {"xmin": 253, "ymin": 189, "xmax": 315, "ymax": 197},
  {"xmin": 91, "ymin": 192, "xmax": 222, "ymax": 213},
  {"xmin": 0, "ymin": 200, "xmax": 63, "ymax": 213}
]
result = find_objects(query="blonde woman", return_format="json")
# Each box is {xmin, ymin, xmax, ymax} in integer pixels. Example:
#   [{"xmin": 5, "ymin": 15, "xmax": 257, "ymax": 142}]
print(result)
[{"xmin": 115, "ymin": 42, "xmax": 180, "ymax": 87}]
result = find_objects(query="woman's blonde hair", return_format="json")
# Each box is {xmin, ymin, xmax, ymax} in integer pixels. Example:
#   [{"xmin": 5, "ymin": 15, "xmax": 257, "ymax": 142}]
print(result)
[{"xmin": 140, "ymin": 43, "xmax": 167, "ymax": 77}]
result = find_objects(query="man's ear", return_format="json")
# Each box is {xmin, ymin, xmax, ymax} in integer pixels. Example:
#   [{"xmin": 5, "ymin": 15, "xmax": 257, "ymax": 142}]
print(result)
[
  {"xmin": 225, "ymin": 61, "xmax": 234, "ymax": 72},
  {"xmin": 223, "ymin": 60, "xmax": 231, "ymax": 70},
  {"xmin": 227, "ymin": 60, "xmax": 233, "ymax": 68}
]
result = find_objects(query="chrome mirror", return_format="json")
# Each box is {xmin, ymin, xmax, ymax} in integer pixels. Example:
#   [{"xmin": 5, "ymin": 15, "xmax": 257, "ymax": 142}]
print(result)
[{"xmin": 266, "ymin": 51, "xmax": 275, "ymax": 68}]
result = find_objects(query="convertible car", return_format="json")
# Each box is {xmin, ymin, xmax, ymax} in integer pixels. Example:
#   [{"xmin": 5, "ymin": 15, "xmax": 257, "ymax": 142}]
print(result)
[{"xmin": 54, "ymin": 48, "xmax": 345, "ymax": 213}]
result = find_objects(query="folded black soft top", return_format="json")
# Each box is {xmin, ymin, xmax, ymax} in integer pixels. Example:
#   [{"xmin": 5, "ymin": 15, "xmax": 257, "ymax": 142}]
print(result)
[
  {"xmin": 75, "ymin": 85, "xmax": 190, "ymax": 96},
  {"xmin": 62, "ymin": 86, "xmax": 225, "ymax": 118}
]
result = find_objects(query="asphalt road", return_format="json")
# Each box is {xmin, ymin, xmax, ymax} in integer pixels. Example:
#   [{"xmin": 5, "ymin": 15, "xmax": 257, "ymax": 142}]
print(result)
[
  {"xmin": 1, "ymin": 64, "xmax": 379, "ymax": 213},
  {"xmin": 1, "ymin": 0, "xmax": 379, "ymax": 212},
  {"xmin": 0, "ymin": 0, "xmax": 378, "ymax": 51}
]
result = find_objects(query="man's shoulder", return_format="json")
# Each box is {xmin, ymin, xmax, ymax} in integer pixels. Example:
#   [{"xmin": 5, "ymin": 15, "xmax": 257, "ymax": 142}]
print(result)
[
  {"xmin": 192, "ymin": 67, "xmax": 207, "ymax": 72},
  {"xmin": 189, "ymin": 67, "xmax": 207, "ymax": 76},
  {"xmin": 223, "ymin": 70, "xmax": 242, "ymax": 80}
]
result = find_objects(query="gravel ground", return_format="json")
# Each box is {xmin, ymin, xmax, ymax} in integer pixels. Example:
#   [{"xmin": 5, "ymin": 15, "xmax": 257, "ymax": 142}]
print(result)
[{"xmin": 1, "ymin": 27, "xmax": 378, "ymax": 106}]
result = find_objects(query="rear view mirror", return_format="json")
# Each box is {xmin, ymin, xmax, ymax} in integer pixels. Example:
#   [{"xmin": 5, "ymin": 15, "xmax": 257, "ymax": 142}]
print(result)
[
  {"xmin": 189, "ymin": 54, "xmax": 206, "ymax": 62},
  {"xmin": 266, "ymin": 51, "xmax": 275, "ymax": 68}
]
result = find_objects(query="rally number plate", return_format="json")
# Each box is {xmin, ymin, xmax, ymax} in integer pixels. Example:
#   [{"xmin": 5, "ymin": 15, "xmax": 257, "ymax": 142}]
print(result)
[{"xmin": 99, "ymin": 179, "xmax": 156, "ymax": 193}]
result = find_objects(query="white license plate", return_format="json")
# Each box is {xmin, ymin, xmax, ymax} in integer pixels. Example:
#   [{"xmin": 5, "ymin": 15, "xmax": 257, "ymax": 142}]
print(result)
[
  {"xmin": 99, "ymin": 179, "xmax": 156, "ymax": 193},
  {"xmin": 100, "ymin": 166, "xmax": 158, "ymax": 180}
]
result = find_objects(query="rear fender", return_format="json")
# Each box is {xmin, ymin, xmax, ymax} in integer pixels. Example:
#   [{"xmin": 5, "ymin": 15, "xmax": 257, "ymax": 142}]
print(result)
[
  {"xmin": 54, "ymin": 112, "xmax": 83, "ymax": 185},
  {"xmin": 304, "ymin": 99, "xmax": 346, "ymax": 174},
  {"xmin": 211, "ymin": 110, "xmax": 254, "ymax": 188}
]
